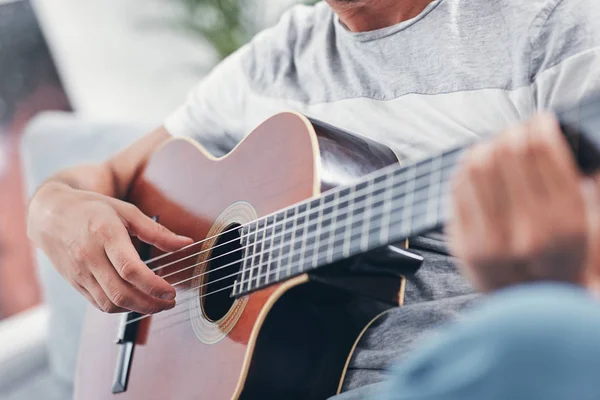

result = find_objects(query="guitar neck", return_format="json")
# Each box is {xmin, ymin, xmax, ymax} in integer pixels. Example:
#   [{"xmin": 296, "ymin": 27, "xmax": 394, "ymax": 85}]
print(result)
[
  {"xmin": 229, "ymin": 94, "xmax": 600, "ymax": 297},
  {"xmin": 232, "ymin": 145, "xmax": 466, "ymax": 296}
]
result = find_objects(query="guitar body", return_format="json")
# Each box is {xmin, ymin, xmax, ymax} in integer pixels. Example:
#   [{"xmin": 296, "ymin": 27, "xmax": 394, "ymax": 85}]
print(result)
[{"xmin": 75, "ymin": 113, "xmax": 404, "ymax": 400}]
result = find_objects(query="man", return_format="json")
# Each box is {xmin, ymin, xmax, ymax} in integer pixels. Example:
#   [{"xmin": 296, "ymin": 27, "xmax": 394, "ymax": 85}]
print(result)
[
  {"xmin": 367, "ymin": 113, "xmax": 600, "ymax": 399},
  {"xmin": 26, "ymin": 0, "xmax": 600, "ymax": 398}
]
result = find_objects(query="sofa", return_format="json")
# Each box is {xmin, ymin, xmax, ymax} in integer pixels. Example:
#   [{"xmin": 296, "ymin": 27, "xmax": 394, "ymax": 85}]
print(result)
[{"xmin": 0, "ymin": 114, "xmax": 150, "ymax": 399}]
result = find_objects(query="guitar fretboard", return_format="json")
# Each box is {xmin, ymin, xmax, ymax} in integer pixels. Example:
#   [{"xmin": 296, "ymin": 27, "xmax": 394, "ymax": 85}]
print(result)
[{"xmin": 232, "ymin": 145, "xmax": 466, "ymax": 297}]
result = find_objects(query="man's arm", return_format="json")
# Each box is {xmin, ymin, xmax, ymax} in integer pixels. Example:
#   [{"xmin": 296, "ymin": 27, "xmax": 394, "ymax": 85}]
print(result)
[
  {"xmin": 448, "ymin": 114, "xmax": 599, "ymax": 292},
  {"xmin": 27, "ymin": 127, "xmax": 192, "ymax": 314},
  {"xmin": 449, "ymin": 0, "xmax": 600, "ymax": 292},
  {"xmin": 42, "ymin": 127, "xmax": 171, "ymax": 198}
]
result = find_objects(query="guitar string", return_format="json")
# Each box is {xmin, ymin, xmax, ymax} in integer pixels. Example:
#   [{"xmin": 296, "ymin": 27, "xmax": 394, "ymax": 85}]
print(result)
[
  {"xmin": 119, "ymin": 117, "xmax": 591, "ymax": 327},
  {"xmin": 146, "ymin": 165, "xmax": 452, "ymax": 303},
  {"xmin": 146, "ymin": 150, "xmax": 460, "ymax": 273},
  {"xmin": 145, "ymin": 149, "xmax": 461, "ymax": 291},
  {"xmin": 146, "ymin": 118, "xmax": 590, "ymax": 277},
  {"xmin": 126, "ymin": 160, "xmax": 456, "ymax": 324},
  {"xmin": 124, "ymin": 178, "xmax": 453, "ymax": 326},
  {"xmin": 154, "ymin": 155, "xmax": 458, "ymax": 283},
  {"xmin": 137, "ymin": 120, "xmax": 589, "ymax": 330},
  {"xmin": 125, "ymin": 270, "xmax": 245, "ymax": 325},
  {"xmin": 198, "ymin": 184, "xmax": 452, "ymax": 296},
  {"xmin": 139, "ymin": 184, "xmax": 452, "ymax": 330},
  {"xmin": 164, "ymin": 176, "xmax": 444, "ymax": 291},
  {"xmin": 126, "ymin": 185, "xmax": 451, "ymax": 327},
  {"xmin": 149, "ymin": 159, "xmax": 456, "ymax": 290},
  {"xmin": 141, "ymin": 110, "xmax": 584, "ymax": 271},
  {"xmin": 140, "ymin": 104, "xmax": 590, "ymax": 269},
  {"xmin": 143, "ymin": 146, "xmax": 463, "ymax": 270}
]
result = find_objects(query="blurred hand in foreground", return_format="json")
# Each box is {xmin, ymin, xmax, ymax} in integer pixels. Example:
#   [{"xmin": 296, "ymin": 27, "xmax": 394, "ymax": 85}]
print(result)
[
  {"xmin": 448, "ymin": 113, "xmax": 600, "ymax": 292},
  {"xmin": 28, "ymin": 182, "xmax": 192, "ymax": 314}
]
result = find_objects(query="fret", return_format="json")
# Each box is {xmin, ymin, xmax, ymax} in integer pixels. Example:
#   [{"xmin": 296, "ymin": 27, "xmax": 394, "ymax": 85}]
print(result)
[
  {"xmin": 348, "ymin": 180, "xmax": 369, "ymax": 255},
  {"xmin": 275, "ymin": 208, "xmax": 293, "ymax": 281},
  {"xmin": 366, "ymin": 181, "xmax": 387, "ymax": 250},
  {"xmin": 258, "ymin": 219, "xmax": 269, "ymax": 288},
  {"xmin": 438, "ymin": 156, "xmax": 458, "ymax": 223},
  {"xmin": 286, "ymin": 204, "xmax": 300, "ymax": 278},
  {"xmin": 388, "ymin": 173, "xmax": 451, "ymax": 232},
  {"xmin": 267, "ymin": 213, "xmax": 279, "ymax": 283},
  {"xmin": 315, "ymin": 193, "xmax": 333, "ymax": 266},
  {"xmin": 257, "ymin": 215, "xmax": 275, "ymax": 287},
  {"xmin": 311, "ymin": 196, "xmax": 325, "ymax": 268},
  {"xmin": 234, "ymin": 226, "xmax": 249, "ymax": 295},
  {"xmin": 427, "ymin": 154, "xmax": 443, "ymax": 226},
  {"xmin": 252, "ymin": 219, "xmax": 267, "ymax": 290},
  {"xmin": 296, "ymin": 201, "xmax": 311, "ymax": 273},
  {"xmin": 360, "ymin": 178, "xmax": 374, "ymax": 252},
  {"xmin": 439, "ymin": 149, "xmax": 462, "ymax": 223},
  {"xmin": 275, "ymin": 208, "xmax": 295, "ymax": 281},
  {"xmin": 379, "ymin": 170, "xmax": 395, "ymax": 244},
  {"xmin": 240, "ymin": 221, "xmax": 258, "ymax": 293},
  {"xmin": 400, "ymin": 165, "xmax": 417, "ymax": 237},
  {"xmin": 330, "ymin": 187, "xmax": 351, "ymax": 262},
  {"xmin": 342, "ymin": 186, "xmax": 357, "ymax": 258},
  {"xmin": 240, "ymin": 224, "xmax": 252, "ymax": 290},
  {"xmin": 438, "ymin": 178, "xmax": 453, "ymax": 222},
  {"xmin": 291, "ymin": 203, "xmax": 308, "ymax": 275},
  {"xmin": 326, "ymin": 190, "xmax": 340, "ymax": 263},
  {"xmin": 413, "ymin": 158, "xmax": 437, "ymax": 231}
]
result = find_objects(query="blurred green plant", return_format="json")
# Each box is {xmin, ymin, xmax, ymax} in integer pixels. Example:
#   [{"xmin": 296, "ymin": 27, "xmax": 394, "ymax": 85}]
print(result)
[{"xmin": 178, "ymin": 0, "xmax": 319, "ymax": 60}]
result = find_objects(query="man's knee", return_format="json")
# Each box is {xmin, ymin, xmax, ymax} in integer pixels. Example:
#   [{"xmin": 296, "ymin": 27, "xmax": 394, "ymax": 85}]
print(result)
[
  {"xmin": 467, "ymin": 284, "xmax": 600, "ymax": 365},
  {"xmin": 383, "ymin": 284, "xmax": 600, "ymax": 399},
  {"xmin": 476, "ymin": 283, "xmax": 600, "ymax": 339}
]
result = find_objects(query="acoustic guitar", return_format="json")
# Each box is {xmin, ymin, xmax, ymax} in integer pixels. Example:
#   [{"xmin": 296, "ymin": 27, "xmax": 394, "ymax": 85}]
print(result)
[{"xmin": 75, "ymin": 97, "xmax": 600, "ymax": 399}]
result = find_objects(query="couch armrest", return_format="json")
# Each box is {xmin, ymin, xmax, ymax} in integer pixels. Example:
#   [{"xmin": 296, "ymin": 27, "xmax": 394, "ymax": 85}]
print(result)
[
  {"xmin": 0, "ymin": 306, "xmax": 49, "ymax": 390},
  {"xmin": 20, "ymin": 112, "xmax": 149, "ymax": 384}
]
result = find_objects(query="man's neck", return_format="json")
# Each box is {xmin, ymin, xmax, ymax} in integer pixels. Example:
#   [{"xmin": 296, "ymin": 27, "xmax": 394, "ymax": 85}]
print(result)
[{"xmin": 327, "ymin": 0, "xmax": 434, "ymax": 32}]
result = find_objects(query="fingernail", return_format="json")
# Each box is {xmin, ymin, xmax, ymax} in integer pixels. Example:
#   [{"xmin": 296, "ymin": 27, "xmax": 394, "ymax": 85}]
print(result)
[
  {"xmin": 161, "ymin": 292, "xmax": 175, "ymax": 300},
  {"xmin": 176, "ymin": 235, "xmax": 192, "ymax": 241}
]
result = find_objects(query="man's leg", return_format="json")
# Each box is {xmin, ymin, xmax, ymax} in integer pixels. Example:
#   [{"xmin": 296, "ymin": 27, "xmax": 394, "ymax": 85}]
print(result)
[{"xmin": 333, "ymin": 284, "xmax": 600, "ymax": 400}]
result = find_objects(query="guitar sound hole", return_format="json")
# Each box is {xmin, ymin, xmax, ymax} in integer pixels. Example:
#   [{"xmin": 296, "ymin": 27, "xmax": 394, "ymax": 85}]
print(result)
[{"xmin": 203, "ymin": 224, "xmax": 243, "ymax": 322}]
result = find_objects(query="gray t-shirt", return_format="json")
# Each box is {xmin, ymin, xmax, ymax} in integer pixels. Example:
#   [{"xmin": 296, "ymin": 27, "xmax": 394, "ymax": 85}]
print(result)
[{"xmin": 165, "ymin": 0, "xmax": 600, "ymax": 397}]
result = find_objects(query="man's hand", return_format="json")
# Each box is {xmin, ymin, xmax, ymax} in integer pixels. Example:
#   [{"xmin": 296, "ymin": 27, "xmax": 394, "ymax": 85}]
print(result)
[
  {"xmin": 28, "ymin": 181, "xmax": 192, "ymax": 314},
  {"xmin": 448, "ymin": 113, "xmax": 596, "ymax": 292}
]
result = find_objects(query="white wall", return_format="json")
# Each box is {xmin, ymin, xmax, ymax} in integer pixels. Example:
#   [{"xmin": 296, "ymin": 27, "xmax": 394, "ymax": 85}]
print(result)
[{"xmin": 31, "ymin": 0, "xmax": 305, "ymax": 126}]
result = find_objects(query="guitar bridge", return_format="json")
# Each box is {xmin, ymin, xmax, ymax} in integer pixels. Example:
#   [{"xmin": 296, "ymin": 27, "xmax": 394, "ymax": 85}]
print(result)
[
  {"xmin": 112, "ymin": 312, "xmax": 141, "ymax": 393},
  {"xmin": 111, "ymin": 215, "xmax": 157, "ymax": 394}
]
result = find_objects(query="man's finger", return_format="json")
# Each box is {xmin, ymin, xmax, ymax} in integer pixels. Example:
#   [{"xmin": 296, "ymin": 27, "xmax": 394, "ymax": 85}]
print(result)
[
  {"xmin": 495, "ymin": 124, "xmax": 537, "ymax": 210},
  {"xmin": 449, "ymin": 161, "xmax": 483, "ymax": 259},
  {"xmin": 104, "ymin": 224, "xmax": 176, "ymax": 300},
  {"xmin": 92, "ymin": 253, "xmax": 175, "ymax": 314},
  {"xmin": 116, "ymin": 201, "xmax": 193, "ymax": 252},
  {"xmin": 463, "ymin": 143, "xmax": 507, "ymax": 227},
  {"xmin": 527, "ymin": 113, "xmax": 581, "ymax": 194},
  {"xmin": 77, "ymin": 274, "xmax": 128, "ymax": 314},
  {"xmin": 72, "ymin": 280, "xmax": 109, "ymax": 312}
]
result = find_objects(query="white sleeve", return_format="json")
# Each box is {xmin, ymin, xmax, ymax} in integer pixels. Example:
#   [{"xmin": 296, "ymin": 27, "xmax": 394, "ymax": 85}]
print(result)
[
  {"xmin": 530, "ymin": 0, "xmax": 600, "ymax": 111},
  {"xmin": 163, "ymin": 45, "xmax": 251, "ymax": 155}
]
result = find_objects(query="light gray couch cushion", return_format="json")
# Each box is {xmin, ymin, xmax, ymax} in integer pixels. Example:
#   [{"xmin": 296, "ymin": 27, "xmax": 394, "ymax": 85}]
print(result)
[
  {"xmin": 1, "ymin": 369, "xmax": 72, "ymax": 400},
  {"xmin": 21, "ymin": 112, "xmax": 151, "ymax": 390}
]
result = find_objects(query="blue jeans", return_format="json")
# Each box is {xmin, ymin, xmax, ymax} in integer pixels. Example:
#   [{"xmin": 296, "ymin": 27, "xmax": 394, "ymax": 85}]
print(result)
[{"xmin": 334, "ymin": 284, "xmax": 600, "ymax": 400}]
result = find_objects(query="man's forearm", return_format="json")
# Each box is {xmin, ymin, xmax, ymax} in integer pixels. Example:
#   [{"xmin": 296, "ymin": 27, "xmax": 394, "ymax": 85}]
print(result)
[
  {"xmin": 32, "ymin": 126, "xmax": 171, "ymax": 205},
  {"xmin": 25, "ymin": 126, "xmax": 190, "ymax": 315},
  {"xmin": 41, "ymin": 162, "xmax": 121, "ymax": 198},
  {"xmin": 26, "ymin": 162, "xmax": 122, "ymax": 232}
]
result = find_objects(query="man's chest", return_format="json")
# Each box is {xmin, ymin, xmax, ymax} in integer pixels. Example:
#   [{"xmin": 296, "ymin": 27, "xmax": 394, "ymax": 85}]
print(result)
[{"xmin": 240, "ymin": 87, "xmax": 533, "ymax": 164}]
